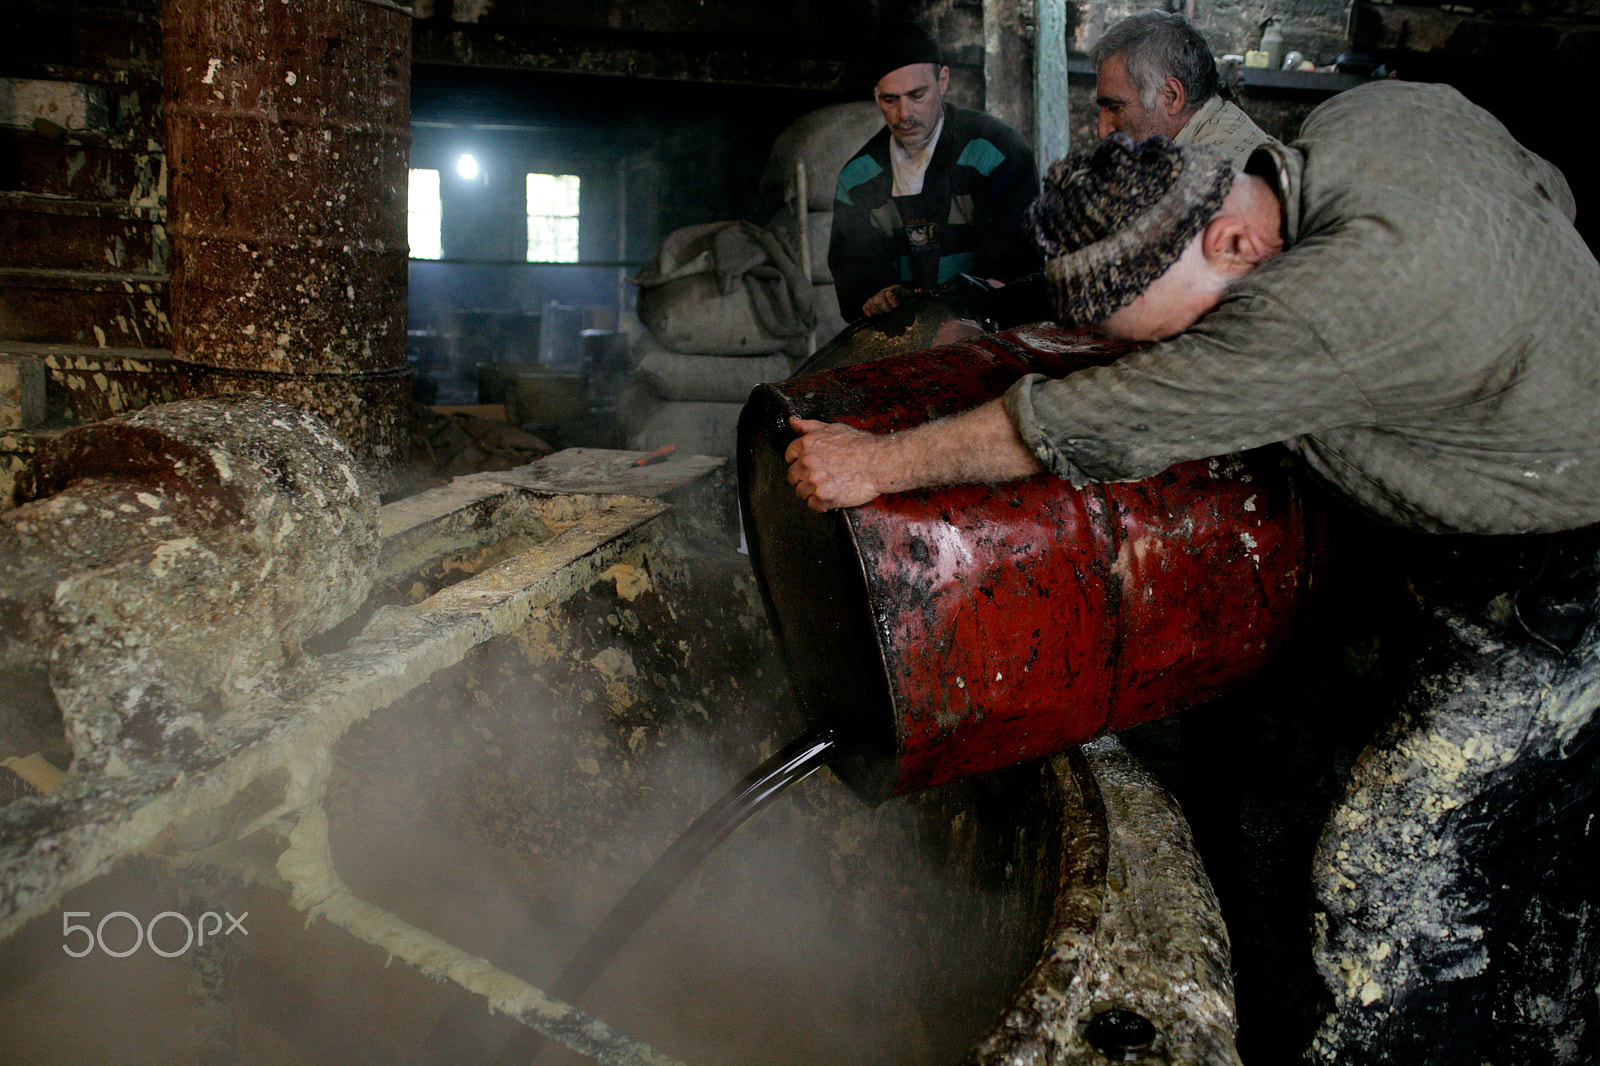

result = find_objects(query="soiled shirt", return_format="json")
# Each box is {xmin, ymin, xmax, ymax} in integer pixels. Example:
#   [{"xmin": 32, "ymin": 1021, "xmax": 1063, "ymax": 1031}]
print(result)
[
  {"xmin": 1004, "ymin": 81, "xmax": 1600, "ymax": 535},
  {"xmin": 1174, "ymin": 95, "xmax": 1277, "ymax": 170}
]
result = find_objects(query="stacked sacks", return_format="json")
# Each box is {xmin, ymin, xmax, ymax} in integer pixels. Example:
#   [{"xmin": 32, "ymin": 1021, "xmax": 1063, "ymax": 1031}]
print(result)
[
  {"xmin": 761, "ymin": 101, "xmax": 884, "ymax": 347},
  {"xmin": 618, "ymin": 102, "xmax": 885, "ymax": 459},
  {"xmin": 620, "ymin": 220, "xmax": 814, "ymax": 458}
]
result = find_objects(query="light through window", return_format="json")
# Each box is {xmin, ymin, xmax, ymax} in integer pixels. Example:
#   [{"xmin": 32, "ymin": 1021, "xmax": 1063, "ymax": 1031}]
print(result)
[
  {"xmin": 526, "ymin": 173, "xmax": 580, "ymax": 263},
  {"xmin": 408, "ymin": 168, "xmax": 442, "ymax": 260}
]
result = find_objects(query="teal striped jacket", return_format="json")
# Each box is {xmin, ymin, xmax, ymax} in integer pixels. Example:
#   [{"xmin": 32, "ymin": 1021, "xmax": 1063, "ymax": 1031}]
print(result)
[{"xmin": 828, "ymin": 103, "xmax": 1043, "ymax": 321}]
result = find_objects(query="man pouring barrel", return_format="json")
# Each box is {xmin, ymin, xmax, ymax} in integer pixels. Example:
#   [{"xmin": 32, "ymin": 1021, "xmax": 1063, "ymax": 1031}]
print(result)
[{"xmin": 784, "ymin": 80, "xmax": 1600, "ymax": 1064}]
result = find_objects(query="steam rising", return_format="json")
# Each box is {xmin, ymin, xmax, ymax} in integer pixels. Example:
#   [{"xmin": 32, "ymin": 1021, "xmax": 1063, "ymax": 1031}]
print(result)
[
  {"xmin": 0, "ymin": 569, "xmax": 1045, "ymax": 1065},
  {"xmin": 326, "ymin": 638, "xmax": 1035, "ymax": 1066}
]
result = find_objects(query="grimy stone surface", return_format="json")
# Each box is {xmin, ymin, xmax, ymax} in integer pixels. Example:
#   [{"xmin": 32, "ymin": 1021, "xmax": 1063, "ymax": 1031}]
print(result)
[
  {"xmin": 0, "ymin": 463, "xmax": 671, "ymax": 944},
  {"xmin": 0, "ymin": 353, "xmax": 46, "ymax": 431},
  {"xmin": 1, "ymin": 431, "xmax": 1238, "ymax": 1063},
  {"xmin": 967, "ymin": 738, "xmax": 1241, "ymax": 1065},
  {"xmin": 1, "ymin": 395, "xmax": 379, "ymax": 767}
]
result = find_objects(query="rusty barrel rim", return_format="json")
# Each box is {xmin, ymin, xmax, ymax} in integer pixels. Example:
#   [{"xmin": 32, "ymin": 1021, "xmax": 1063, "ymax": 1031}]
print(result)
[{"xmin": 736, "ymin": 387, "xmax": 906, "ymax": 802}]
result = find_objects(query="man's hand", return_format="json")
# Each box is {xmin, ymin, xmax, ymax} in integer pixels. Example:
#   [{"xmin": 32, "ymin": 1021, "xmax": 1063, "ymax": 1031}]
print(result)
[
  {"xmin": 930, "ymin": 318, "xmax": 985, "ymax": 346},
  {"xmin": 862, "ymin": 284, "xmax": 909, "ymax": 317},
  {"xmin": 784, "ymin": 417, "xmax": 887, "ymax": 511},
  {"xmin": 783, "ymin": 401, "xmax": 1047, "ymax": 513}
]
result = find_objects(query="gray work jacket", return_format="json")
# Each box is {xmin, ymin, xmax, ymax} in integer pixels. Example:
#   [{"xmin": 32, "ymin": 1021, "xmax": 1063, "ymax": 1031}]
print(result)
[{"xmin": 1005, "ymin": 81, "xmax": 1600, "ymax": 535}]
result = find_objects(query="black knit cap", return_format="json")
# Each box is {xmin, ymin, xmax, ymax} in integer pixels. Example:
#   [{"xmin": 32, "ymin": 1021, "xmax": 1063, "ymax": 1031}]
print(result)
[
  {"xmin": 869, "ymin": 21, "xmax": 943, "ymax": 82},
  {"xmin": 1027, "ymin": 134, "xmax": 1234, "ymax": 328}
]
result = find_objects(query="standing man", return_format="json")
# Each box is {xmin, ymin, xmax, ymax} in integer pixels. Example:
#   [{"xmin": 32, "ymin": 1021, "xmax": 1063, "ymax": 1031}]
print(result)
[
  {"xmin": 1093, "ymin": 10, "xmax": 1275, "ymax": 168},
  {"xmin": 827, "ymin": 21, "xmax": 1043, "ymax": 322},
  {"xmin": 786, "ymin": 81, "xmax": 1600, "ymax": 1064}
]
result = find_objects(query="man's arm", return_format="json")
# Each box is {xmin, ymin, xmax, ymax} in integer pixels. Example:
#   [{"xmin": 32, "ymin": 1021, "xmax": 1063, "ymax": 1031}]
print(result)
[
  {"xmin": 784, "ymin": 399, "xmax": 1045, "ymax": 511},
  {"xmin": 861, "ymin": 283, "xmax": 909, "ymax": 317}
]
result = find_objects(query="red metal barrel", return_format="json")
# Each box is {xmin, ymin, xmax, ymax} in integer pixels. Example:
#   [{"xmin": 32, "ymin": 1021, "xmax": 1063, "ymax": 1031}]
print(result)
[{"xmin": 737, "ymin": 324, "xmax": 1327, "ymax": 804}]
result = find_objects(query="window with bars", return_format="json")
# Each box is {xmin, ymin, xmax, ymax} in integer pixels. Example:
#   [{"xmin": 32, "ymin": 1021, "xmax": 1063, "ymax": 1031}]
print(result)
[
  {"xmin": 407, "ymin": 168, "xmax": 442, "ymax": 260},
  {"xmin": 526, "ymin": 173, "xmax": 580, "ymax": 263}
]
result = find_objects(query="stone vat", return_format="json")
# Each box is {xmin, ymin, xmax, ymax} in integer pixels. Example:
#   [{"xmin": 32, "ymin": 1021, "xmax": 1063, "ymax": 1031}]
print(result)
[{"xmin": 0, "ymin": 412, "xmax": 1239, "ymax": 1064}]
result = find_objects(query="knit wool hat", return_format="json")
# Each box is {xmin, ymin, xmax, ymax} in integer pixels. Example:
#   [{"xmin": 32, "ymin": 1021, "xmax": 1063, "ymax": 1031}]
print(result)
[
  {"xmin": 870, "ymin": 21, "xmax": 943, "ymax": 82},
  {"xmin": 1027, "ymin": 134, "xmax": 1234, "ymax": 328}
]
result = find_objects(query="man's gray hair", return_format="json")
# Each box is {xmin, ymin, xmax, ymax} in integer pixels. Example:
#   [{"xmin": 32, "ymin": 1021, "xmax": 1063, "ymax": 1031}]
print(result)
[{"xmin": 1090, "ymin": 11, "xmax": 1219, "ymax": 113}]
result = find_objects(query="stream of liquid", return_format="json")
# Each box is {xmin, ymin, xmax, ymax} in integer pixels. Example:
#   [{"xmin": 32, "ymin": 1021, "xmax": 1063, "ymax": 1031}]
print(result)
[
  {"xmin": 550, "ymin": 724, "xmax": 838, "ymax": 1006},
  {"xmin": 477, "ymin": 724, "xmax": 840, "ymax": 1065}
]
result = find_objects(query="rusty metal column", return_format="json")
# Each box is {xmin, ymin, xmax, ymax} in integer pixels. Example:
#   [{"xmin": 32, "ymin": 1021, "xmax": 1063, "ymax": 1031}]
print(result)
[{"xmin": 162, "ymin": 0, "xmax": 413, "ymax": 490}]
